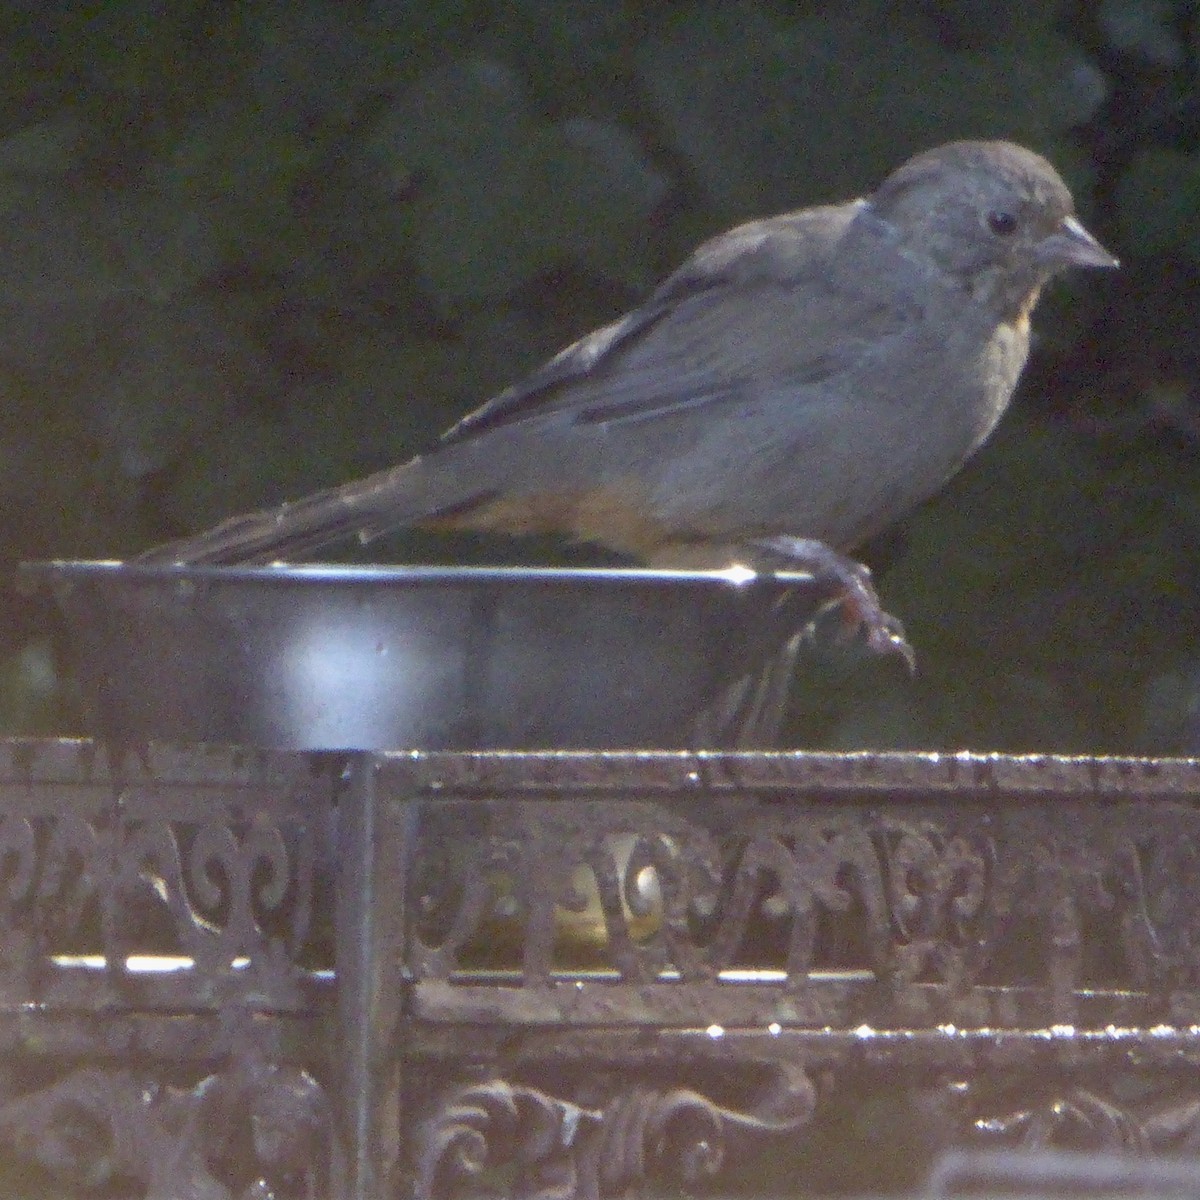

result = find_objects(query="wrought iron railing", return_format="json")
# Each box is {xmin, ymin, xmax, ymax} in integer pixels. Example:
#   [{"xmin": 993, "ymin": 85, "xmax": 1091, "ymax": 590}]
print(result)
[{"xmin": 0, "ymin": 741, "xmax": 1196, "ymax": 1198}]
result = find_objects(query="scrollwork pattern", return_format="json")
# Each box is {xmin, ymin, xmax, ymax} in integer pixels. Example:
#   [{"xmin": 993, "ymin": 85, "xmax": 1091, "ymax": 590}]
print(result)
[
  {"xmin": 0, "ymin": 804, "xmax": 322, "ymax": 1008},
  {"xmin": 0, "ymin": 1054, "xmax": 337, "ymax": 1200},
  {"xmin": 407, "ymin": 799, "xmax": 1200, "ymax": 1020},
  {"xmin": 972, "ymin": 1083, "xmax": 1200, "ymax": 1155},
  {"xmin": 414, "ymin": 1061, "xmax": 815, "ymax": 1200}
]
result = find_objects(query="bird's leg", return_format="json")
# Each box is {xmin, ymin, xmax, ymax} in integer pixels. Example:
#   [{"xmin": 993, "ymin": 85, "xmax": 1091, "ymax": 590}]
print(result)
[{"xmin": 750, "ymin": 535, "xmax": 916, "ymax": 670}]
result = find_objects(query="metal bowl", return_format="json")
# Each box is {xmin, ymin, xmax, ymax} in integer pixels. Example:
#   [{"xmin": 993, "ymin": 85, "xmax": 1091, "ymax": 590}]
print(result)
[{"xmin": 20, "ymin": 561, "xmax": 825, "ymax": 751}]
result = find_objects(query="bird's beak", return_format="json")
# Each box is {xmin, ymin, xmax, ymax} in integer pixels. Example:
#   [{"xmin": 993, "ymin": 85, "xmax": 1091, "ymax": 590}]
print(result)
[{"xmin": 1035, "ymin": 214, "xmax": 1119, "ymax": 270}]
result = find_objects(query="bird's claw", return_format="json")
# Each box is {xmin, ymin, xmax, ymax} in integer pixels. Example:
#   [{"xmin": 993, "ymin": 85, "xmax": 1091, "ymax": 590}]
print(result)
[
  {"xmin": 752, "ymin": 535, "xmax": 916, "ymax": 672},
  {"xmin": 854, "ymin": 598, "xmax": 916, "ymax": 672}
]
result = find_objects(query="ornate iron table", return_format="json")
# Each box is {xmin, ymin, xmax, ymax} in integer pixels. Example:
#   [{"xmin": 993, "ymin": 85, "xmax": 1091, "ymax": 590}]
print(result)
[{"xmin": 0, "ymin": 740, "xmax": 1195, "ymax": 1198}]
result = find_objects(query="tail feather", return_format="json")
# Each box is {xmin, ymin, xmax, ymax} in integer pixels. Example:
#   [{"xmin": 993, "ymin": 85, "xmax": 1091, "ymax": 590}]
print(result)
[{"xmin": 135, "ymin": 453, "xmax": 459, "ymax": 565}]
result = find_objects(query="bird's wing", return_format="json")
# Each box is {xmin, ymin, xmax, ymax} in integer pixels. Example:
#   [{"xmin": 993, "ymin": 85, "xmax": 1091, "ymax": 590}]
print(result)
[{"xmin": 440, "ymin": 203, "xmax": 903, "ymax": 440}]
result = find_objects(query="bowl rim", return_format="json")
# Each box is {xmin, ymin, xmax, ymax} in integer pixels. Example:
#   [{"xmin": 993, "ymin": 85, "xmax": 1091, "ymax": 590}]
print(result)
[{"xmin": 19, "ymin": 559, "xmax": 818, "ymax": 590}]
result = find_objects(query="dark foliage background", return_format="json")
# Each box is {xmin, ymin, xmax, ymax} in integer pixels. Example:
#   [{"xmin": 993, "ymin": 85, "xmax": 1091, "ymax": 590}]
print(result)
[{"xmin": 3, "ymin": 0, "xmax": 1200, "ymax": 752}]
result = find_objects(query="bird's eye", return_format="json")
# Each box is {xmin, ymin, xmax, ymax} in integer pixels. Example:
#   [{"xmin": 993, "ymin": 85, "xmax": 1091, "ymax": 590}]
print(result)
[{"xmin": 987, "ymin": 210, "xmax": 1018, "ymax": 236}]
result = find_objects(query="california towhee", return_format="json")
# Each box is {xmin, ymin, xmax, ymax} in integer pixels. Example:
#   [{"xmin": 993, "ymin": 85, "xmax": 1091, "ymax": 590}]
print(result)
[{"xmin": 139, "ymin": 140, "xmax": 1117, "ymax": 663}]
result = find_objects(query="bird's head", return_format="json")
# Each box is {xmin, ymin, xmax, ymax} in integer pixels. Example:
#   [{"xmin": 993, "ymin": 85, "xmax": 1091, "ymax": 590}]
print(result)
[{"xmin": 866, "ymin": 140, "xmax": 1117, "ymax": 320}]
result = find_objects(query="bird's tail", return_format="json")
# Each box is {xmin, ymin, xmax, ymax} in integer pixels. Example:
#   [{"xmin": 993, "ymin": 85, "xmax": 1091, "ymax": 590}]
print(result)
[{"xmin": 134, "ymin": 450, "xmax": 481, "ymax": 565}]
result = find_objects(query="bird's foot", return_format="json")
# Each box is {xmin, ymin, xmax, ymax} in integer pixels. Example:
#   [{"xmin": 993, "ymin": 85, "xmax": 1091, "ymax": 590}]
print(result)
[{"xmin": 751, "ymin": 536, "xmax": 916, "ymax": 671}]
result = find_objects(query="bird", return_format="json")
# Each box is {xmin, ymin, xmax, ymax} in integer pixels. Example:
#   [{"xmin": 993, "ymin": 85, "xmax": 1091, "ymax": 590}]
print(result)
[{"xmin": 137, "ymin": 140, "xmax": 1117, "ymax": 665}]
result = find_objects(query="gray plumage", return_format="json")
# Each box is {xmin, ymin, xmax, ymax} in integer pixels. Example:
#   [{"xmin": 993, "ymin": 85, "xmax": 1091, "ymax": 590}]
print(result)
[{"xmin": 138, "ymin": 141, "xmax": 1115, "ymax": 575}]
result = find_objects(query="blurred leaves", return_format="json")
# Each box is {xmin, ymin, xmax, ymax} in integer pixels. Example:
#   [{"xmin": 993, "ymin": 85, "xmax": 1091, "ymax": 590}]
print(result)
[
  {"xmin": 0, "ymin": 0, "xmax": 1196, "ymax": 751},
  {"xmin": 1099, "ymin": 0, "xmax": 1186, "ymax": 65},
  {"xmin": 365, "ymin": 59, "xmax": 668, "ymax": 304},
  {"xmin": 1117, "ymin": 147, "xmax": 1200, "ymax": 259},
  {"xmin": 636, "ymin": 1, "xmax": 1107, "ymax": 214}
]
